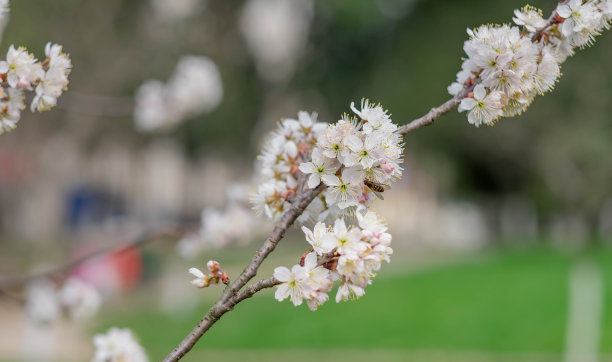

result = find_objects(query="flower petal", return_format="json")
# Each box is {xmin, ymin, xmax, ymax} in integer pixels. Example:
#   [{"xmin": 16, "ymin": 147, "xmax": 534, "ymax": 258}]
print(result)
[
  {"xmin": 189, "ymin": 267, "xmax": 204, "ymax": 278},
  {"xmin": 299, "ymin": 162, "xmax": 317, "ymax": 174},
  {"xmin": 273, "ymin": 267, "xmax": 292, "ymax": 282},
  {"xmin": 321, "ymin": 175, "xmax": 341, "ymax": 187},
  {"xmin": 307, "ymin": 174, "xmax": 321, "ymax": 189},
  {"xmin": 473, "ymin": 84, "xmax": 487, "ymax": 100},
  {"xmin": 275, "ymin": 284, "xmax": 290, "ymax": 301}
]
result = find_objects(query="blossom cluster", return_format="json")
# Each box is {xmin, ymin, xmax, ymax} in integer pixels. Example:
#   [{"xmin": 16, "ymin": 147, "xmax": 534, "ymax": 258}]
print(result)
[
  {"xmin": 134, "ymin": 55, "xmax": 223, "ymax": 132},
  {"xmin": 250, "ymin": 101, "xmax": 403, "ymax": 224},
  {"xmin": 449, "ymin": 0, "xmax": 612, "ymax": 126},
  {"xmin": 92, "ymin": 327, "xmax": 148, "ymax": 362},
  {"xmin": 188, "ymin": 260, "xmax": 229, "ymax": 288},
  {"xmin": 25, "ymin": 277, "xmax": 101, "ymax": 324},
  {"xmin": 0, "ymin": 42, "xmax": 71, "ymax": 134},
  {"xmin": 249, "ymin": 111, "xmax": 327, "ymax": 222},
  {"xmin": 302, "ymin": 100, "xmax": 403, "ymax": 215},
  {"xmin": 274, "ymin": 209, "xmax": 392, "ymax": 310}
]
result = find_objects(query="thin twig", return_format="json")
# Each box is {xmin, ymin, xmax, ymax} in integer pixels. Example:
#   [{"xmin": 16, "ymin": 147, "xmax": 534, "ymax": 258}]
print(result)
[
  {"xmin": 0, "ymin": 288, "xmax": 26, "ymax": 305},
  {"xmin": 163, "ymin": 184, "xmax": 324, "ymax": 362},
  {"xmin": 396, "ymin": 85, "xmax": 474, "ymax": 135},
  {"xmin": 0, "ymin": 226, "xmax": 184, "ymax": 290},
  {"xmin": 57, "ymin": 92, "xmax": 134, "ymax": 117}
]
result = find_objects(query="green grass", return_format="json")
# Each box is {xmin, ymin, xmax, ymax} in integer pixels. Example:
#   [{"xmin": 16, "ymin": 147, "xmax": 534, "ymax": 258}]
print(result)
[{"xmin": 96, "ymin": 247, "xmax": 612, "ymax": 361}]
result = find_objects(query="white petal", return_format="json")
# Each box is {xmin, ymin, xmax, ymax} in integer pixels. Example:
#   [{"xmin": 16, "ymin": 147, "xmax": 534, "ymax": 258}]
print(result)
[
  {"xmin": 342, "ymin": 166, "xmax": 363, "ymax": 185},
  {"xmin": 304, "ymin": 252, "xmax": 318, "ymax": 269},
  {"xmin": 320, "ymin": 234, "xmax": 338, "ymax": 253},
  {"xmin": 307, "ymin": 174, "xmax": 321, "ymax": 189},
  {"xmin": 189, "ymin": 267, "xmax": 205, "ymax": 278},
  {"xmin": 301, "ymin": 226, "xmax": 314, "ymax": 241},
  {"xmin": 561, "ymin": 19, "xmax": 574, "ymax": 37},
  {"xmin": 275, "ymin": 284, "xmax": 290, "ymax": 301},
  {"xmin": 473, "ymin": 84, "xmax": 487, "ymax": 100},
  {"xmin": 459, "ymin": 98, "xmax": 477, "ymax": 112},
  {"xmin": 344, "ymin": 134, "xmax": 363, "ymax": 152},
  {"xmin": 321, "ymin": 175, "xmax": 341, "ymax": 187},
  {"xmin": 556, "ymin": 4, "xmax": 571, "ymax": 18},
  {"xmin": 569, "ymin": 0, "xmax": 581, "ymax": 10},
  {"xmin": 334, "ymin": 218, "xmax": 347, "ymax": 236},
  {"xmin": 292, "ymin": 265, "xmax": 309, "ymax": 280},
  {"xmin": 299, "ymin": 162, "xmax": 316, "ymax": 174},
  {"xmin": 273, "ymin": 267, "xmax": 292, "ymax": 282},
  {"xmin": 190, "ymin": 279, "xmax": 205, "ymax": 288},
  {"xmin": 311, "ymin": 148, "xmax": 324, "ymax": 165},
  {"xmin": 468, "ymin": 111, "xmax": 480, "ymax": 126},
  {"xmin": 350, "ymin": 101, "xmax": 362, "ymax": 118}
]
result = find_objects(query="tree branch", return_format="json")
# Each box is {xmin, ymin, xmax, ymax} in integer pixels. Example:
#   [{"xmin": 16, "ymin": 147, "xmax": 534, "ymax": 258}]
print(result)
[
  {"xmin": 0, "ymin": 226, "xmax": 183, "ymax": 290},
  {"xmin": 163, "ymin": 184, "xmax": 324, "ymax": 362},
  {"xmin": 396, "ymin": 85, "xmax": 474, "ymax": 135}
]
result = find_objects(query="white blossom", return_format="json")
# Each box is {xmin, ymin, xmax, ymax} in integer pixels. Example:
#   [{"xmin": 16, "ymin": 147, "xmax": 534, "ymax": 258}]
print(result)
[
  {"xmin": 321, "ymin": 173, "xmax": 362, "ymax": 210},
  {"xmin": 273, "ymin": 264, "xmax": 310, "ymax": 306},
  {"xmin": 134, "ymin": 56, "xmax": 223, "ymax": 132},
  {"xmin": 342, "ymin": 133, "xmax": 381, "ymax": 169},
  {"xmin": 92, "ymin": 327, "xmax": 148, "ymax": 362},
  {"xmin": 458, "ymin": 84, "xmax": 504, "ymax": 126},
  {"xmin": 58, "ymin": 277, "xmax": 101, "ymax": 320},
  {"xmin": 299, "ymin": 148, "xmax": 339, "ymax": 189},
  {"xmin": 188, "ymin": 267, "xmax": 209, "ymax": 288},
  {"xmin": 513, "ymin": 5, "xmax": 547, "ymax": 32},
  {"xmin": 25, "ymin": 279, "xmax": 60, "ymax": 324},
  {"xmin": 302, "ymin": 222, "xmax": 335, "ymax": 254}
]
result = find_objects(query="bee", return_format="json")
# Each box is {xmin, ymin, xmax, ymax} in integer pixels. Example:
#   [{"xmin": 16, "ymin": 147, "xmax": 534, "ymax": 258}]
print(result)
[{"xmin": 363, "ymin": 179, "xmax": 390, "ymax": 200}]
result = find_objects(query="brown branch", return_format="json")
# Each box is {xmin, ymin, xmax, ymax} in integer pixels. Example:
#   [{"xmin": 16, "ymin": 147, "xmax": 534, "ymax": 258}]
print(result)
[
  {"xmin": 396, "ymin": 85, "xmax": 474, "ymax": 135},
  {"xmin": 163, "ymin": 3, "xmax": 569, "ymax": 360},
  {"xmin": 57, "ymin": 92, "xmax": 134, "ymax": 118},
  {"xmin": 0, "ymin": 226, "xmax": 184, "ymax": 290},
  {"xmin": 233, "ymin": 277, "xmax": 280, "ymax": 304},
  {"xmin": 163, "ymin": 183, "xmax": 324, "ymax": 362},
  {"xmin": 0, "ymin": 288, "xmax": 26, "ymax": 305}
]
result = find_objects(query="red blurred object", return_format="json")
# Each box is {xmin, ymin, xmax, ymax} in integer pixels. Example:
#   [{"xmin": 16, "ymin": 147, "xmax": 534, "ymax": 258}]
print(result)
[
  {"xmin": 109, "ymin": 246, "xmax": 144, "ymax": 291},
  {"xmin": 71, "ymin": 244, "xmax": 144, "ymax": 294}
]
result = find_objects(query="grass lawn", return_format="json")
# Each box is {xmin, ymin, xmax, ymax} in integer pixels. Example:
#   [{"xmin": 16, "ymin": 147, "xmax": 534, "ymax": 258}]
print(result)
[{"xmin": 96, "ymin": 247, "xmax": 612, "ymax": 361}]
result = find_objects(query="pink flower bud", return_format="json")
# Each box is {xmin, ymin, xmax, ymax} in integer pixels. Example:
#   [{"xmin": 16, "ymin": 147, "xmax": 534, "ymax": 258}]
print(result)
[{"xmin": 207, "ymin": 260, "xmax": 220, "ymax": 275}]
